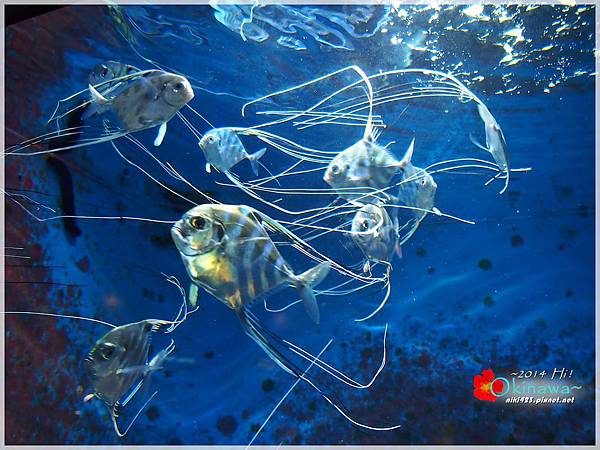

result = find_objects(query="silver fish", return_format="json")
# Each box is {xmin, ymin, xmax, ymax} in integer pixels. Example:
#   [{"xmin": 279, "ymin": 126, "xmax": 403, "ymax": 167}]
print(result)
[
  {"xmin": 323, "ymin": 136, "xmax": 410, "ymax": 203},
  {"xmin": 85, "ymin": 70, "xmax": 194, "ymax": 146},
  {"xmin": 471, "ymin": 103, "xmax": 510, "ymax": 193},
  {"xmin": 395, "ymin": 139, "xmax": 438, "ymax": 243},
  {"xmin": 351, "ymin": 203, "xmax": 401, "ymax": 272},
  {"xmin": 198, "ymin": 128, "xmax": 266, "ymax": 175},
  {"xmin": 84, "ymin": 319, "xmax": 174, "ymax": 436},
  {"xmin": 171, "ymin": 204, "xmax": 329, "ymax": 324},
  {"xmin": 396, "ymin": 140, "xmax": 437, "ymax": 216}
]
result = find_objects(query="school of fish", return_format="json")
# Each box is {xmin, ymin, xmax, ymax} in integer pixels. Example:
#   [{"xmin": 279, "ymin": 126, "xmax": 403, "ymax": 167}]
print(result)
[{"xmin": 5, "ymin": 56, "xmax": 531, "ymax": 441}]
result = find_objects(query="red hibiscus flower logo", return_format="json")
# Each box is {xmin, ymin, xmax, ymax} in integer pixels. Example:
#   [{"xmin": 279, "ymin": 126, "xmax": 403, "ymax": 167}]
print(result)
[{"xmin": 473, "ymin": 369, "xmax": 505, "ymax": 402}]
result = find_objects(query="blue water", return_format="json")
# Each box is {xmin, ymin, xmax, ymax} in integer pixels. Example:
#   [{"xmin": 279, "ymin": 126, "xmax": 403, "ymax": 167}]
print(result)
[{"xmin": 4, "ymin": 4, "xmax": 595, "ymax": 445}]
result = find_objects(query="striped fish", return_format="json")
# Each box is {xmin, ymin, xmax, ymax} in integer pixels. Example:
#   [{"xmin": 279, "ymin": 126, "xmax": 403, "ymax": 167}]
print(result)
[
  {"xmin": 323, "ymin": 136, "xmax": 412, "ymax": 203},
  {"xmin": 84, "ymin": 319, "xmax": 174, "ymax": 436},
  {"xmin": 351, "ymin": 204, "xmax": 401, "ymax": 271},
  {"xmin": 171, "ymin": 204, "xmax": 329, "ymax": 323},
  {"xmin": 88, "ymin": 60, "xmax": 140, "ymax": 92},
  {"xmin": 198, "ymin": 128, "xmax": 266, "ymax": 175}
]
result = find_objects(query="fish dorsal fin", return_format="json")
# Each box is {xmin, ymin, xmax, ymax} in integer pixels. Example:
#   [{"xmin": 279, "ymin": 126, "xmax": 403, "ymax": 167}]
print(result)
[{"xmin": 399, "ymin": 138, "xmax": 415, "ymax": 166}]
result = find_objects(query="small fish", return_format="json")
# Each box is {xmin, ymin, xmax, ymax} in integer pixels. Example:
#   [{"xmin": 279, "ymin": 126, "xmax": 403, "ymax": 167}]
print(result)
[
  {"xmin": 84, "ymin": 70, "xmax": 194, "ymax": 146},
  {"xmin": 351, "ymin": 204, "xmax": 401, "ymax": 272},
  {"xmin": 323, "ymin": 135, "xmax": 411, "ymax": 203},
  {"xmin": 171, "ymin": 204, "xmax": 329, "ymax": 324},
  {"xmin": 84, "ymin": 319, "xmax": 174, "ymax": 436},
  {"xmin": 88, "ymin": 60, "xmax": 140, "ymax": 91},
  {"xmin": 394, "ymin": 139, "xmax": 438, "ymax": 243},
  {"xmin": 198, "ymin": 128, "xmax": 266, "ymax": 175},
  {"xmin": 470, "ymin": 103, "xmax": 511, "ymax": 193}
]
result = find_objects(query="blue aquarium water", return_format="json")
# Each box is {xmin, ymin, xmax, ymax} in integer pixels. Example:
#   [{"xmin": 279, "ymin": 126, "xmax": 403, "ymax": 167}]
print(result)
[{"xmin": 4, "ymin": 4, "xmax": 595, "ymax": 446}]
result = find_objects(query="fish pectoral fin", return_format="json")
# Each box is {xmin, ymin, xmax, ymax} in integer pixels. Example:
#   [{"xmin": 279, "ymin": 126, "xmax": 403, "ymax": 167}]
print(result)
[
  {"xmin": 469, "ymin": 133, "xmax": 490, "ymax": 153},
  {"xmin": 153, "ymin": 122, "xmax": 167, "ymax": 146},
  {"xmin": 205, "ymin": 163, "xmax": 212, "ymax": 173}
]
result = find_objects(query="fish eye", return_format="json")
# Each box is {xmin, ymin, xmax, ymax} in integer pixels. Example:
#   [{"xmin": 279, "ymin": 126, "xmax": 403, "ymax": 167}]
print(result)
[
  {"xmin": 420, "ymin": 179, "xmax": 426, "ymax": 185},
  {"xmin": 361, "ymin": 219, "xmax": 369, "ymax": 230},
  {"xmin": 101, "ymin": 345, "xmax": 115, "ymax": 360},
  {"xmin": 100, "ymin": 67, "xmax": 108, "ymax": 78},
  {"xmin": 174, "ymin": 82, "xmax": 184, "ymax": 92},
  {"xmin": 331, "ymin": 165, "xmax": 340, "ymax": 175},
  {"xmin": 207, "ymin": 135, "xmax": 216, "ymax": 144},
  {"xmin": 190, "ymin": 216, "xmax": 207, "ymax": 230}
]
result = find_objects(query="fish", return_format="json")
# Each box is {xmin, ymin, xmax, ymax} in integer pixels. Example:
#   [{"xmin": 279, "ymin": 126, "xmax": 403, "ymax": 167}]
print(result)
[
  {"xmin": 323, "ymin": 134, "xmax": 411, "ymax": 203},
  {"xmin": 171, "ymin": 204, "xmax": 329, "ymax": 325},
  {"xmin": 5, "ymin": 274, "xmax": 194, "ymax": 437},
  {"xmin": 470, "ymin": 103, "xmax": 511, "ymax": 194},
  {"xmin": 394, "ymin": 139, "xmax": 438, "ymax": 244},
  {"xmin": 88, "ymin": 60, "xmax": 141, "ymax": 92},
  {"xmin": 169, "ymin": 204, "xmax": 402, "ymax": 431},
  {"xmin": 83, "ymin": 319, "xmax": 175, "ymax": 436},
  {"xmin": 84, "ymin": 70, "xmax": 194, "ymax": 146},
  {"xmin": 351, "ymin": 203, "xmax": 401, "ymax": 273},
  {"xmin": 198, "ymin": 128, "xmax": 267, "ymax": 175}
]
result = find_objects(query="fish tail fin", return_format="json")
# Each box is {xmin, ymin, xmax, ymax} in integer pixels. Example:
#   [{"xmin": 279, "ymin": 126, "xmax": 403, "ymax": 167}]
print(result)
[
  {"xmin": 293, "ymin": 261, "xmax": 331, "ymax": 324},
  {"xmin": 248, "ymin": 147, "xmax": 267, "ymax": 176},
  {"xmin": 236, "ymin": 308, "xmax": 298, "ymax": 377}
]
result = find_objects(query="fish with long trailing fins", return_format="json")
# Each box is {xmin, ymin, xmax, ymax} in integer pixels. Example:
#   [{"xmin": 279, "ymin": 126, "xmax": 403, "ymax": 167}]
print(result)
[
  {"xmin": 171, "ymin": 203, "xmax": 329, "ymax": 325},
  {"xmin": 85, "ymin": 69, "xmax": 194, "ymax": 146},
  {"xmin": 470, "ymin": 103, "xmax": 511, "ymax": 194},
  {"xmin": 4, "ymin": 275, "xmax": 195, "ymax": 437},
  {"xmin": 198, "ymin": 127, "xmax": 267, "ymax": 175},
  {"xmin": 171, "ymin": 203, "xmax": 403, "ymax": 432},
  {"xmin": 323, "ymin": 131, "xmax": 412, "ymax": 203},
  {"xmin": 394, "ymin": 139, "xmax": 438, "ymax": 244},
  {"xmin": 351, "ymin": 203, "xmax": 401, "ymax": 273},
  {"xmin": 83, "ymin": 319, "xmax": 176, "ymax": 436}
]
